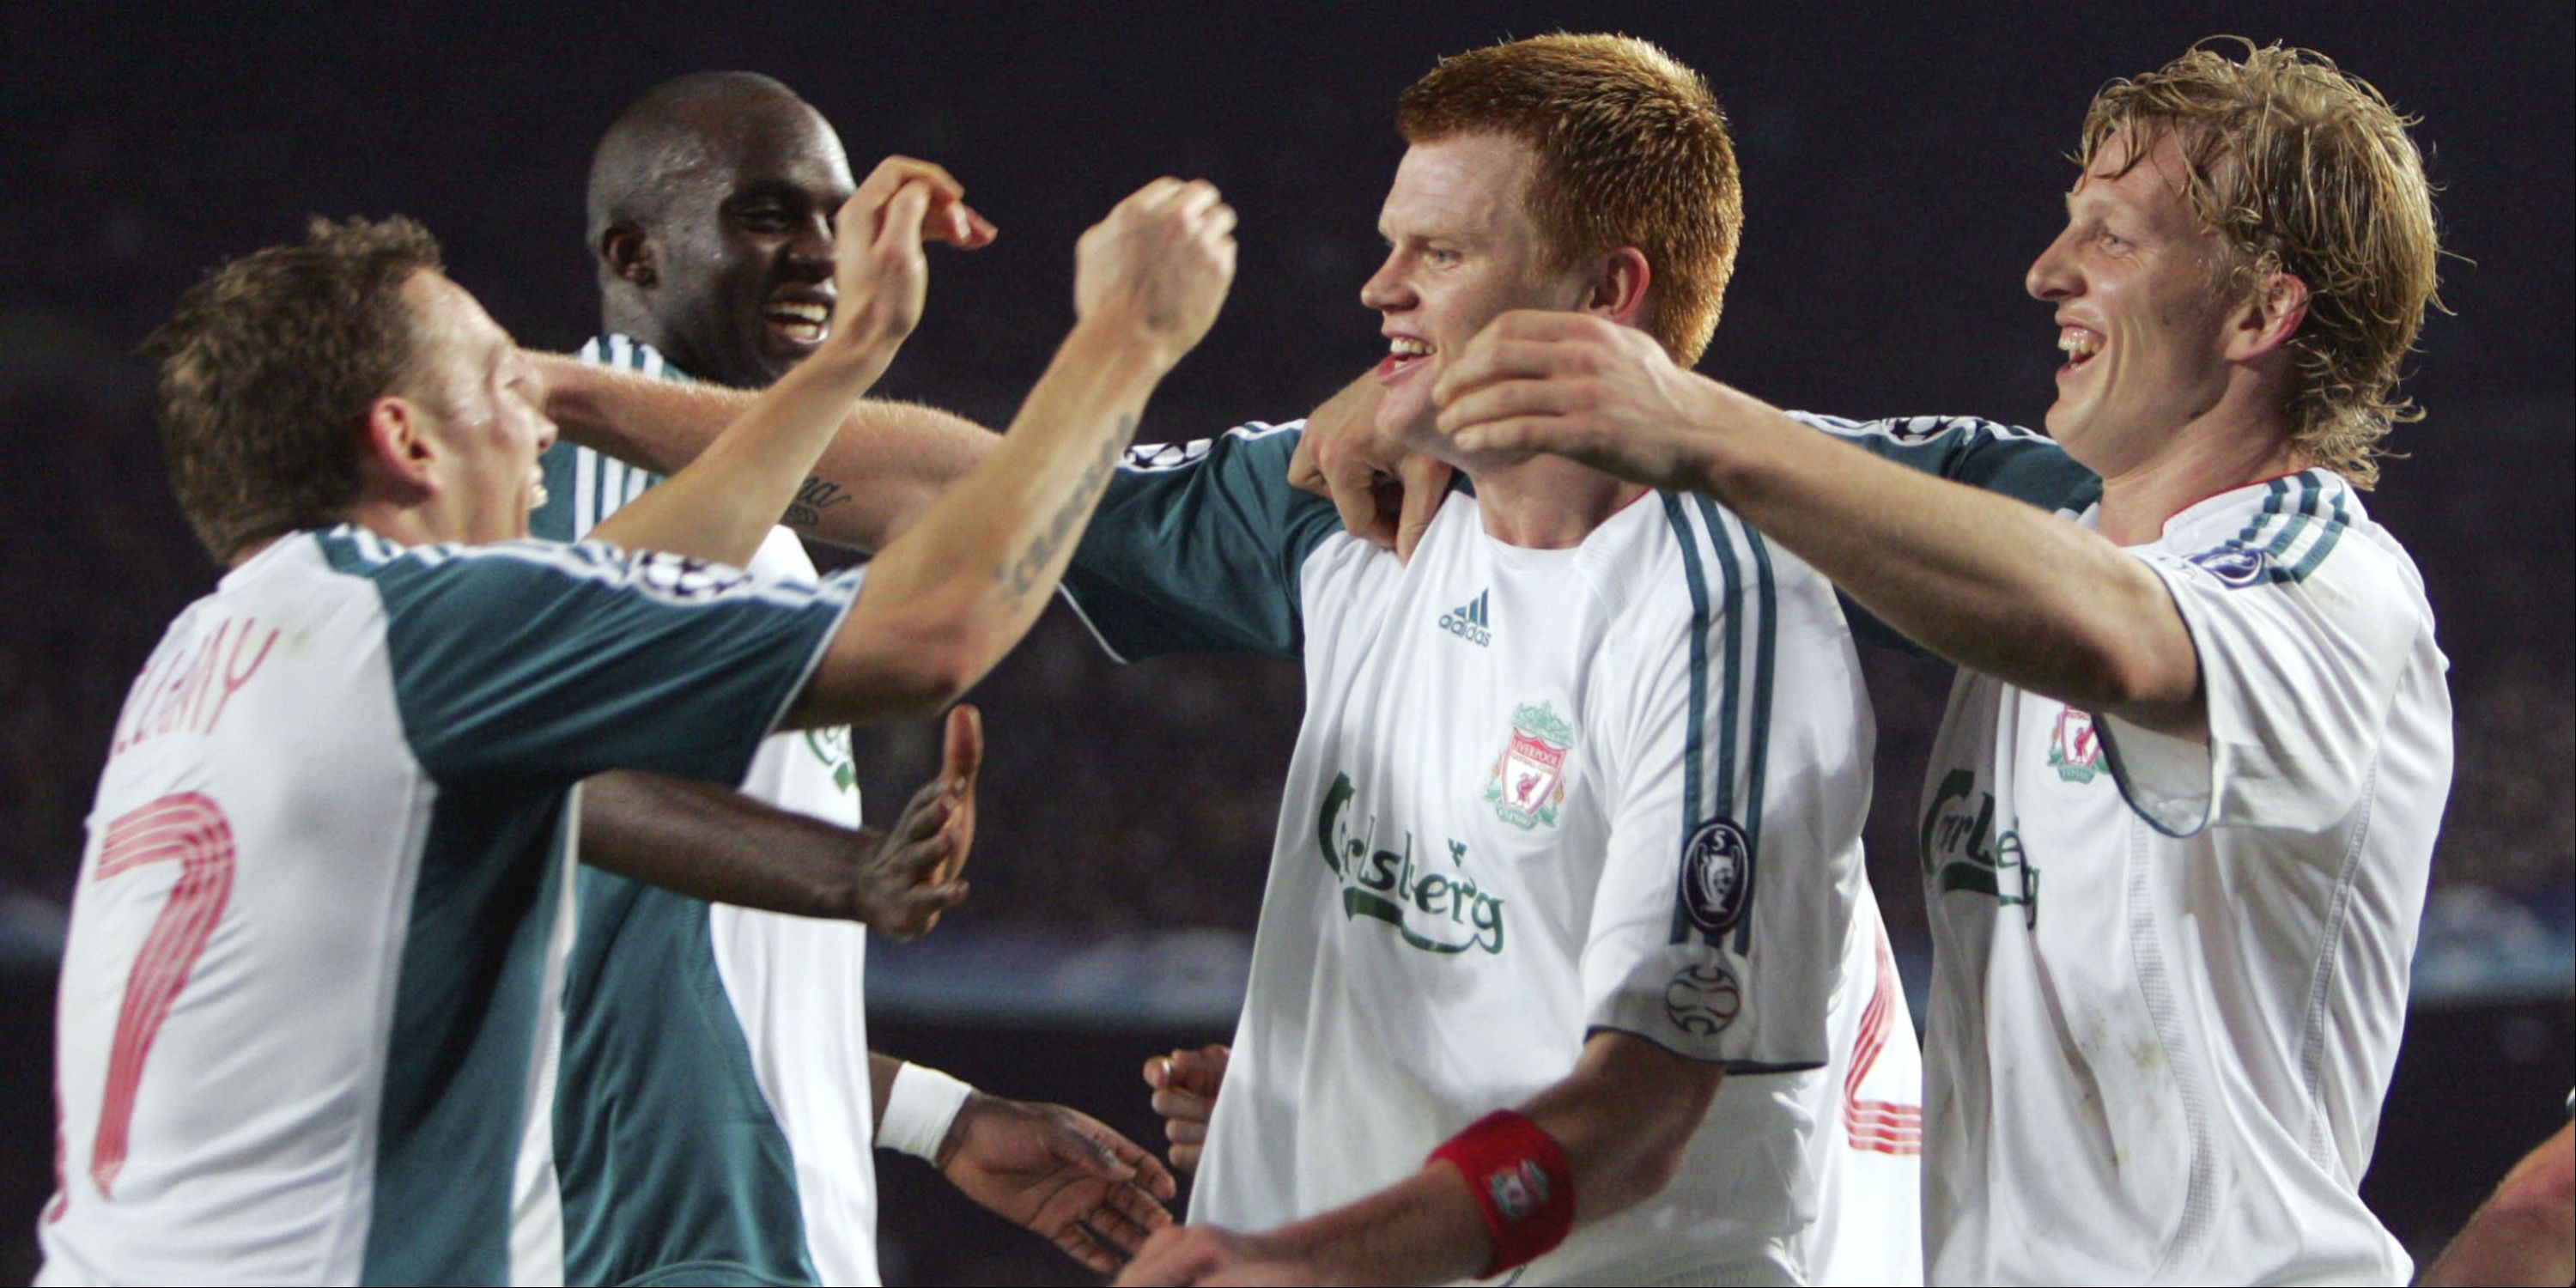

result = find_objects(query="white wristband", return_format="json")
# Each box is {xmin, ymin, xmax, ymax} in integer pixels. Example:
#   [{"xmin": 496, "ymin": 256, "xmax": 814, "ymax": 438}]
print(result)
[{"xmin": 880, "ymin": 1063, "xmax": 975, "ymax": 1161}]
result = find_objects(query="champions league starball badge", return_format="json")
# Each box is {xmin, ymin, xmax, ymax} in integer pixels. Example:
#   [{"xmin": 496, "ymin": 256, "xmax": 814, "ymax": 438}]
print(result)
[
  {"xmin": 1680, "ymin": 817, "xmax": 1753, "ymax": 936},
  {"xmin": 1663, "ymin": 962, "xmax": 1741, "ymax": 1036}
]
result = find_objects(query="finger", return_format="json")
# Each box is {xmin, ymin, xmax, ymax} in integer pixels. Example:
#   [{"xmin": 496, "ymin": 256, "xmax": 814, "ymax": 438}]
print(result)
[
  {"xmin": 1123, "ymin": 176, "xmax": 1188, "ymax": 214},
  {"xmin": 941, "ymin": 703, "xmax": 984, "ymax": 796},
  {"xmin": 1083, "ymin": 1201, "xmax": 1164, "ymax": 1256},
  {"xmin": 1119, "ymin": 1230, "xmax": 1212, "ymax": 1287},
  {"xmin": 1432, "ymin": 337, "xmax": 1577, "ymax": 408},
  {"xmin": 1143, "ymin": 1054, "xmax": 1171, "ymax": 1089},
  {"xmin": 1165, "ymin": 1045, "xmax": 1227, "ymax": 1092},
  {"xmin": 1321, "ymin": 451, "xmax": 1394, "ymax": 548},
  {"xmin": 895, "ymin": 830, "xmax": 958, "ymax": 881},
  {"xmin": 1171, "ymin": 179, "xmax": 1223, "ymax": 222},
  {"xmin": 1150, "ymin": 1087, "xmax": 1212, "ymax": 1121},
  {"xmin": 1052, "ymin": 1223, "xmax": 1122, "ymax": 1276},
  {"xmin": 1163, "ymin": 1117, "xmax": 1205, "ymax": 1145},
  {"xmin": 1392, "ymin": 454, "xmax": 1455, "ymax": 564},
  {"xmin": 1435, "ymin": 378, "xmax": 1580, "ymax": 438},
  {"xmin": 926, "ymin": 197, "xmax": 996, "ymax": 249},
  {"xmin": 1170, "ymin": 1141, "xmax": 1201, "ymax": 1173},
  {"xmin": 1118, "ymin": 1132, "xmax": 1180, "ymax": 1200},
  {"xmin": 895, "ymin": 788, "xmax": 952, "ymax": 841},
  {"xmin": 859, "ymin": 155, "xmax": 965, "ymax": 205},
  {"xmin": 1286, "ymin": 429, "xmax": 1327, "ymax": 495},
  {"xmin": 1450, "ymin": 416, "xmax": 1585, "ymax": 463}
]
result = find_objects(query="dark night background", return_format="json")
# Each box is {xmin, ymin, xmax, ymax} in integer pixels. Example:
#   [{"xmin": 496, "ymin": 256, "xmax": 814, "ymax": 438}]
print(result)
[{"xmin": 1, "ymin": 3, "xmax": 2568, "ymax": 1284}]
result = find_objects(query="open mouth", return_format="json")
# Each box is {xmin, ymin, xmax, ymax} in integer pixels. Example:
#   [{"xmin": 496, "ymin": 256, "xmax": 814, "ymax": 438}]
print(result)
[
  {"xmin": 1376, "ymin": 335, "xmax": 1434, "ymax": 381},
  {"xmin": 2057, "ymin": 325, "xmax": 2103, "ymax": 374},
  {"xmin": 764, "ymin": 300, "xmax": 831, "ymax": 347}
]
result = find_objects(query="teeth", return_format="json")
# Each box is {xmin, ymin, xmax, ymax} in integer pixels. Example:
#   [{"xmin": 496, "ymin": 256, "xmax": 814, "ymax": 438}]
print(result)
[
  {"xmin": 768, "ymin": 301, "xmax": 829, "ymax": 324},
  {"xmin": 1388, "ymin": 337, "xmax": 1432, "ymax": 357},
  {"xmin": 2058, "ymin": 328, "xmax": 2102, "ymax": 360},
  {"xmin": 529, "ymin": 479, "xmax": 550, "ymax": 511}
]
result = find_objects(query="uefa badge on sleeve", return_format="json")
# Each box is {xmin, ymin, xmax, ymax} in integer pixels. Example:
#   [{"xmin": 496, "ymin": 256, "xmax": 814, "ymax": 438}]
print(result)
[{"xmin": 1680, "ymin": 817, "xmax": 1753, "ymax": 935}]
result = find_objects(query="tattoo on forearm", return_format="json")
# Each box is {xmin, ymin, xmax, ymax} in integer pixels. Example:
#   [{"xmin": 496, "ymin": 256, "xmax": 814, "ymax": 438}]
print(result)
[
  {"xmin": 784, "ymin": 476, "xmax": 856, "ymax": 528},
  {"xmin": 998, "ymin": 418, "xmax": 1131, "ymax": 600}
]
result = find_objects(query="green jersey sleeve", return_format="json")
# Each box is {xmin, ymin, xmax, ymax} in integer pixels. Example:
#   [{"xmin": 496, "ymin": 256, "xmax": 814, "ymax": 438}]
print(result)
[
  {"xmin": 324, "ymin": 528, "xmax": 857, "ymax": 787},
  {"xmin": 1062, "ymin": 421, "xmax": 1346, "ymax": 661},
  {"xmin": 1786, "ymin": 413, "xmax": 2103, "ymax": 656}
]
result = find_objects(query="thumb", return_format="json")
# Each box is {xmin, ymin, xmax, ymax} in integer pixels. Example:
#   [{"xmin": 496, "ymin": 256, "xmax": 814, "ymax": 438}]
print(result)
[
  {"xmin": 1393, "ymin": 456, "xmax": 1455, "ymax": 564},
  {"xmin": 941, "ymin": 704, "xmax": 984, "ymax": 793}
]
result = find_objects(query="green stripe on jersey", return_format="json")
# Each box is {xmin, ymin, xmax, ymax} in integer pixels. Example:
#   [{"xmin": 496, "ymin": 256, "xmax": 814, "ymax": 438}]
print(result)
[
  {"xmin": 1734, "ymin": 509, "xmax": 1777, "ymax": 956},
  {"xmin": 1660, "ymin": 495, "xmax": 1714, "ymax": 946}
]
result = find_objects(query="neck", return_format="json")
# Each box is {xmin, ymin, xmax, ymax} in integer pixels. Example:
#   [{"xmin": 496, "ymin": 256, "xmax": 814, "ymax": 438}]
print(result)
[
  {"xmin": 598, "ymin": 298, "xmax": 696, "ymax": 376},
  {"xmin": 1467, "ymin": 456, "xmax": 1646, "ymax": 549},
  {"xmin": 2090, "ymin": 384, "xmax": 2309, "ymax": 545}
]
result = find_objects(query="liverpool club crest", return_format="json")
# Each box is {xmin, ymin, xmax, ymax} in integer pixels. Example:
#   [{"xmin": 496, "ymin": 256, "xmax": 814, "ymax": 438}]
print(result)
[
  {"xmin": 2048, "ymin": 705, "xmax": 2104, "ymax": 784},
  {"xmin": 1486, "ymin": 702, "xmax": 1574, "ymax": 829}
]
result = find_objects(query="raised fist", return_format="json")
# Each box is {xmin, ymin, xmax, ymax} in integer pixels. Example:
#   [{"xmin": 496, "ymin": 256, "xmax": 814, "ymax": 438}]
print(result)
[{"xmin": 1074, "ymin": 178, "xmax": 1237, "ymax": 367}]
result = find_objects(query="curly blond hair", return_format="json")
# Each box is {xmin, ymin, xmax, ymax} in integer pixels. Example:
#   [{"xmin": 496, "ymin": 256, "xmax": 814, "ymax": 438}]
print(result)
[
  {"xmin": 1398, "ymin": 33, "xmax": 1742, "ymax": 366},
  {"xmin": 2080, "ymin": 38, "xmax": 2443, "ymax": 488}
]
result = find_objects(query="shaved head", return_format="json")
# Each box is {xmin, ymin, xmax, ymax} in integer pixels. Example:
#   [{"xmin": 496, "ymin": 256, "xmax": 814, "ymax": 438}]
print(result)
[
  {"xmin": 585, "ymin": 71, "xmax": 856, "ymax": 388},
  {"xmin": 586, "ymin": 71, "xmax": 814, "ymax": 245}
]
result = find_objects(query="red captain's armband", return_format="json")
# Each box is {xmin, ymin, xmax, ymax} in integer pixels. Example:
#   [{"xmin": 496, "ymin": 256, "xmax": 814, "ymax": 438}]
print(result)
[{"xmin": 1427, "ymin": 1109, "xmax": 1576, "ymax": 1276}]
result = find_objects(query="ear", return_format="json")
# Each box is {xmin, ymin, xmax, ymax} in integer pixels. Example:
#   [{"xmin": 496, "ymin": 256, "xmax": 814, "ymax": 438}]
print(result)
[
  {"xmin": 1583, "ymin": 246, "xmax": 1653, "ymax": 328},
  {"xmin": 2225, "ymin": 267, "xmax": 2308, "ymax": 365},
  {"xmin": 360, "ymin": 394, "xmax": 439, "ymax": 504},
  {"xmin": 600, "ymin": 223, "xmax": 657, "ymax": 288}
]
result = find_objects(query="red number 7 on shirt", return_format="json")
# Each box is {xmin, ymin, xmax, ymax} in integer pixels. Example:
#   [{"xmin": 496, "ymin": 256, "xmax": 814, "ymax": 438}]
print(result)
[{"xmin": 52, "ymin": 793, "xmax": 236, "ymax": 1214}]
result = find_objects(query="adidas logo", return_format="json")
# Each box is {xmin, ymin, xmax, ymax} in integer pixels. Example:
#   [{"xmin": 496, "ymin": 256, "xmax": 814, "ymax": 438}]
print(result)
[{"xmin": 1439, "ymin": 590, "xmax": 1492, "ymax": 647}]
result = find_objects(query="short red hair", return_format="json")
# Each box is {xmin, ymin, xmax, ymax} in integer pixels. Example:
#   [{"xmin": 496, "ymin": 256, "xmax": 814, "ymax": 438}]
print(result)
[{"xmin": 1398, "ymin": 33, "xmax": 1742, "ymax": 365}]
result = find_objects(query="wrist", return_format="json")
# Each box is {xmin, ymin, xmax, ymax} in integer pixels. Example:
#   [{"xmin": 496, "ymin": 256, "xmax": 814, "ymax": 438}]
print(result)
[
  {"xmin": 1427, "ymin": 1109, "xmax": 1576, "ymax": 1278},
  {"xmin": 1066, "ymin": 310, "xmax": 1186, "ymax": 378},
  {"xmin": 879, "ymin": 1062, "xmax": 977, "ymax": 1163}
]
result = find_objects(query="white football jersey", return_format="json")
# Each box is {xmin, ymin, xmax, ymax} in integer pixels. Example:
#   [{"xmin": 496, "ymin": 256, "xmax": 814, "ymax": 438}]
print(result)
[
  {"xmin": 1917, "ymin": 468, "xmax": 2450, "ymax": 1285},
  {"xmin": 513, "ymin": 334, "xmax": 880, "ymax": 1287},
  {"xmin": 40, "ymin": 529, "xmax": 857, "ymax": 1286},
  {"xmin": 1065, "ymin": 423, "xmax": 1922, "ymax": 1285}
]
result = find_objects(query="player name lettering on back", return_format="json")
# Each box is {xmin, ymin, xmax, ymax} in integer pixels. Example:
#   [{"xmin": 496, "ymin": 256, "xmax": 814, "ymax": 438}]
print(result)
[
  {"xmin": 109, "ymin": 616, "xmax": 279, "ymax": 762},
  {"xmin": 1315, "ymin": 771, "xmax": 1507, "ymax": 955}
]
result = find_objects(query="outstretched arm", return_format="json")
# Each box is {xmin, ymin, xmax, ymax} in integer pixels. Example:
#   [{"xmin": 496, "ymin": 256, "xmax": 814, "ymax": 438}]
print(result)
[
  {"xmin": 1118, "ymin": 1031, "xmax": 1722, "ymax": 1285},
  {"xmin": 1432, "ymin": 312, "xmax": 2202, "ymax": 738},
  {"xmin": 537, "ymin": 359, "xmax": 997, "ymax": 553},
  {"xmin": 574, "ymin": 705, "xmax": 981, "ymax": 934},
  {"xmin": 784, "ymin": 177, "xmax": 1238, "ymax": 729}
]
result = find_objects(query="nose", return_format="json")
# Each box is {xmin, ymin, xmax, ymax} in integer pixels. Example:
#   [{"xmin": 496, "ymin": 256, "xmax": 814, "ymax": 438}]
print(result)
[
  {"xmin": 1359, "ymin": 249, "xmax": 1413, "ymax": 314},
  {"xmin": 2026, "ymin": 225, "xmax": 2082, "ymax": 302},
  {"xmin": 784, "ymin": 213, "xmax": 835, "ymax": 278},
  {"xmin": 535, "ymin": 414, "xmax": 560, "ymax": 454}
]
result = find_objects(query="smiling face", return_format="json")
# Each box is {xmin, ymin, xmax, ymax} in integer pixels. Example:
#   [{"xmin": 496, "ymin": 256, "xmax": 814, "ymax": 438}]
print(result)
[
  {"xmin": 2025, "ymin": 129, "xmax": 2245, "ymax": 475},
  {"xmin": 398, "ymin": 272, "xmax": 557, "ymax": 543},
  {"xmin": 630, "ymin": 100, "xmax": 857, "ymax": 389},
  {"xmin": 1361, "ymin": 133, "xmax": 1597, "ymax": 444}
]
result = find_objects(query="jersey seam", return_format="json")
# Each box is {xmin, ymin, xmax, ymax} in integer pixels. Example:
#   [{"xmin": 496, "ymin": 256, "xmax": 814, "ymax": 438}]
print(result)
[
  {"xmin": 2131, "ymin": 817, "xmax": 2218, "ymax": 1278},
  {"xmin": 2296, "ymin": 754, "xmax": 2378, "ymax": 1173}
]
